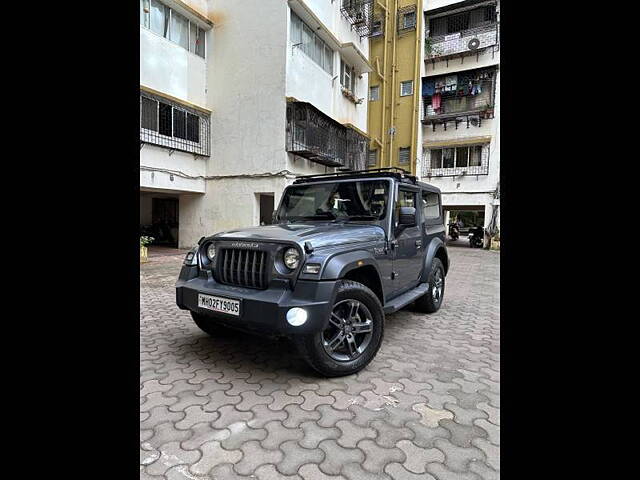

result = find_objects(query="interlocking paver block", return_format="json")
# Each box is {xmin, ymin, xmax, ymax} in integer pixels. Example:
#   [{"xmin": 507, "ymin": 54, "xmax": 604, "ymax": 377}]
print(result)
[
  {"xmin": 471, "ymin": 438, "xmax": 500, "ymax": 471},
  {"xmin": 299, "ymin": 421, "xmax": 341, "ymax": 449},
  {"xmin": 189, "ymin": 441, "xmax": 242, "ymax": 476},
  {"xmin": 220, "ymin": 421, "xmax": 267, "ymax": 450},
  {"xmin": 335, "ymin": 419, "xmax": 377, "ymax": 448},
  {"xmin": 262, "ymin": 420, "xmax": 304, "ymax": 449},
  {"xmin": 434, "ymin": 438, "xmax": 486, "ymax": 472},
  {"xmin": 234, "ymin": 439, "xmax": 284, "ymax": 475},
  {"xmin": 278, "ymin": 439, "xmax": 325, "ymax": 476},
  {"xmin": 140, "ymin": 247, "xmax": 499, "ymax": 480},
  {"xmin": 318, "ymin": 439, "xmax": 364, "ymax": 475},
  {"xmin": 145, "ymin": 441, "xmax": 201, "ymax": 476},
  {"xmin": 282, "ymin": 404, "xmax": 321, "ymax": 428},
  {"xmin": 412, "ymin": 403, "xmax": 454, "ymax": 428},
  {"xmin": 396, "ymin": 440, "xmax": 444, "ymax": 474},
  {"xmin": 385, "ymin": 462, "xmax": 438, "ymax": 480}
]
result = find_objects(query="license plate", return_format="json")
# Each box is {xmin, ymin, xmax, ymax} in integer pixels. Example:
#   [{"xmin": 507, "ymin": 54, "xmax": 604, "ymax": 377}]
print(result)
[{"xmin": 198, "ymin": 294, "xmax": 241, "ymax": 317}]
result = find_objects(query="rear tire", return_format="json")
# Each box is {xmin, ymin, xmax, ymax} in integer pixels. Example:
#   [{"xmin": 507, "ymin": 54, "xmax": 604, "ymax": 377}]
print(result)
[
  {"xmin": 190, "ymin": 311, "xmax": 237, "ymax": 337},
  {"xmin": 294, "ymin": 280, "xmax": 384, "ymax": 377},
  {"xmin": 414, "ymin": 258, "xmax": 445, "ymax": 313}
]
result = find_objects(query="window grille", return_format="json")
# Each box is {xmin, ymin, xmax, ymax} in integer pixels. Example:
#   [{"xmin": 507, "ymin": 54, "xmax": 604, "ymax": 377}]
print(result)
[
  {"xmin": 341, "ymin": 0, "xmax": 375, "ymax": 38},
  {"xmin": 399, "ymin": 147, "xmax": 411, "ymax": 165},
  {"xmin": 423, "ymin": 144, "xmax": 489, "ymax": 177},
  {"xmin": 140, "ymin": 91, "xmax": 210, "ymax": 156},
  {"xmin": 398, "ymin": 5, "xmax": 417, "ymax": 34}
]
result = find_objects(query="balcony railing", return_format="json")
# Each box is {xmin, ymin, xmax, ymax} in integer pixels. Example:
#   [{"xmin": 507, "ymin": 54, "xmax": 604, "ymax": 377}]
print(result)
[
  {"xmin": 422, "ymin": 144, "xmax": 490, "ymax": 178},
  {"xmin": 286, "ymin": 101, "xmax": 367, "ymax": 170},
  {"xmin": 425, "ymin": 23, "xmax": 498, "ymax": 59},
  {"xmin": 340, "ymin": 0, "xmax": 374, "ymax": 38},
  {"xmin": 422, "ymin": 67, "xmax": 496, "ymax": 130},
  {"xmin": 140, "ymin": 91, "xmax": 211, "ymax": 156}
]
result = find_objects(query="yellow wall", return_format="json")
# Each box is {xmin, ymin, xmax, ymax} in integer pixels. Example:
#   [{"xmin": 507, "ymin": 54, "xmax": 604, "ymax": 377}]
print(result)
[{"xmin": 367, "ymin": 0, "xmax": 422, "ymax": 174}]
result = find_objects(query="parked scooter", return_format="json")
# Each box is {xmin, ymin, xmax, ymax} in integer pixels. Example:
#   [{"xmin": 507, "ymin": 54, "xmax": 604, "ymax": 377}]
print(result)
[
  {"xmin": 468, "ymin": 226, "xmax": 484, "ymax": 248},
  {"xmin": 448, "ymin": 223, "xmax": 460, "ymax": 241}
]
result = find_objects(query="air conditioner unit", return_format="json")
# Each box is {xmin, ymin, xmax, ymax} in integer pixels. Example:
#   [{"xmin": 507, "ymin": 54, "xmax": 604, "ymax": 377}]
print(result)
[{"xmin": 468, "ymin": 38, "xmax": 481, "ymax": 50}]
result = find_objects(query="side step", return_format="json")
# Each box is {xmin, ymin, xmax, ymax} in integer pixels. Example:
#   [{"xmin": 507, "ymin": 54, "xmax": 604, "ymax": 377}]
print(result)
[{"xmin": 383, "ymin": 283, "xmax": 429, "ymax": 314}]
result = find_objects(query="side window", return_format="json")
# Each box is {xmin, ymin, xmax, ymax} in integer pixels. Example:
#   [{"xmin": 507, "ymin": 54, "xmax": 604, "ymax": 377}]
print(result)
[
  {"xmin": 396, "ymin": 189, "xmax": 417, "ymax": 226},
  {"xmin": 421, "ymin": 191, "xmax": 441, "ymax": 222}
]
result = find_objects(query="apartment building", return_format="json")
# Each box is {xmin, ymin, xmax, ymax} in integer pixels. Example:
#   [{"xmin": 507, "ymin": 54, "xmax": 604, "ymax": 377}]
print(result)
[
  {"xmin": 366, "ymin": 0, "xmax": 424, "ymax": 174},
  {"xmin": 140, "ymin": 0, "xmax": 371, "ymax": 248},
  {"xmin": 418, "ymin": 0, "xmax": 500, "ymax": 237}
]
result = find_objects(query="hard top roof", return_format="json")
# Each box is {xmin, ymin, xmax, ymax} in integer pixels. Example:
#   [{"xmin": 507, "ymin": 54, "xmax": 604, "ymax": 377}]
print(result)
[{"xmin": 293, "ymin": 167, "xmax": 441, "ymax": 192}]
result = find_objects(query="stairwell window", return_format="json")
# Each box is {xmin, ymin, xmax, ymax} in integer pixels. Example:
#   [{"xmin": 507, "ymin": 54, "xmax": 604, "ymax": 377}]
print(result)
[
  {"xmin": 399, "ymin": 147, "xmax": 411, "ymax": 165},
  {"xmin": 369, "ymin": 85, "xmax": 380, "ymax": 101},
  {"xmin": 400, "ymin": 80, "xmax": 414, "ymax": 97},
  {"xmin": 367, "ymin": 149, "xmax": 378, "ymax": 166}
]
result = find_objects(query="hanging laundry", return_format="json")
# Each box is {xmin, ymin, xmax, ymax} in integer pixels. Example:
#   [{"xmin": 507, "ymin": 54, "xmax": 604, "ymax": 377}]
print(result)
[
  {"xmin": 422, "ymin": 80, "xmax": 435, "ymax": 96},
  {"xmin": 431, "ymin": 93, "xmax": 442, "ymax": 112}
]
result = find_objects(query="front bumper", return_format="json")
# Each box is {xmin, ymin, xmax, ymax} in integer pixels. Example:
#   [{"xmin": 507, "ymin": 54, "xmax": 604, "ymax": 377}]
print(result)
[{"xmin": 175, "ymin": 267, "xmax": 337, "ymax": 336}]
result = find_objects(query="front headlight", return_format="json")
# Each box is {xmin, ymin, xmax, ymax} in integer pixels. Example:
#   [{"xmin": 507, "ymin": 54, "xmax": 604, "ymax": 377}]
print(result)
[
  {"xmin": 206, "ymin": 243, "xmax": 216, "ymax": 261},
  {"xmin": 283, "ymin": 247, "xmax": 300, "ymax": 270}
]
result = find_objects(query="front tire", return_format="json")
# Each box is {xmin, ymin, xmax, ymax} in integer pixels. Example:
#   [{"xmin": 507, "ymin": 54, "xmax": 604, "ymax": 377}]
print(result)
[
  {"xmin": 414, "ymin": 258, "xmax": 445, "ymax": 313},
  {"xmin": 190, "ymin": 311, "xmax": 237, "ymax": 337},
  {"xmin": 294, "ymin": 280, "xmax": 384, "ymax": 377}
]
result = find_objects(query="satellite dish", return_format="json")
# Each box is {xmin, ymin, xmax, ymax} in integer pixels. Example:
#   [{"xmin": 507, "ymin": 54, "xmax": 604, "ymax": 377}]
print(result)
[{"xmin": 468, "ymin": 38, "xmax": 480, "ymax": 50}]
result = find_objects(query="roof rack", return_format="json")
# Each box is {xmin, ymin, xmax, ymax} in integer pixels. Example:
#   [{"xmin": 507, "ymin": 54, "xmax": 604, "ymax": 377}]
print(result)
[{"xmin": 294, "ymin": 167, "xmax": 417, "ymax": 184}]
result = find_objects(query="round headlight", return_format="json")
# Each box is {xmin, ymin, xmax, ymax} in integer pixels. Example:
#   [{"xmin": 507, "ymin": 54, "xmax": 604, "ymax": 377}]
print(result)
[
  {"xmin": 206, "ymin": 243, "xmax": 216, "ymax": 260},
  {"xmin": 283, "ymin": 247, "xmax": 300, "ymax": 270}
]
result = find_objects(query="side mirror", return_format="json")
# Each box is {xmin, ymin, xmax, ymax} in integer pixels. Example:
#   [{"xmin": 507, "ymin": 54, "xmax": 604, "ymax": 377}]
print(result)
[{"xmin": 398, "ymin": 206, "xmax": 416, "ymax": 226}]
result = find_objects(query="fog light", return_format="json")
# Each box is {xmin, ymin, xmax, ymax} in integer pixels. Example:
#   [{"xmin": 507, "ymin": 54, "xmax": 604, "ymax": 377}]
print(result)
[{"xmin": 286, "ymin": 307, "xmax": 308, "ymax": 326}]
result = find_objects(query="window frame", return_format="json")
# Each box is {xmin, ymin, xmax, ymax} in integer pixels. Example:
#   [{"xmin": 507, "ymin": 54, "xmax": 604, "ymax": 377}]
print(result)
[
  {"xmin": 400, "ymin": 80, "xmax": 414, "ymax": 97},
  {"xmin": 398, "ymin": 146, "xmax": 411, "ymax": 165},
  {"xmin": 421, "ymin": 190, "xmax": 442, "ymax": 225},
  {"xmin": 369, "ymin": 85, "xmax": 380, "ymax": 101},
  {"xmin": 291, "ymin": 11, "xmax": 334, "ymax": 75},
  {"xmin": 141, "ymin": 0, "xmax": 206, "ymax": 59}
]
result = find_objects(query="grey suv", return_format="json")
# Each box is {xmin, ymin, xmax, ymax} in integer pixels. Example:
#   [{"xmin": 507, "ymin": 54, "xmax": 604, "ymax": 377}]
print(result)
[{"xmin": 176, "ymin": 168, "xmax": 449, "ymax": 376}]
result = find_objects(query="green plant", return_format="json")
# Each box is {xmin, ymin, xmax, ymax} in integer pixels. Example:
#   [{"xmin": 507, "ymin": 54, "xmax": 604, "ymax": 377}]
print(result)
[
  {"xmin": 140, "ymin": 236, "xmax": 154, "ymax": 247},
  {"xmin": 424, "ymin": 37, "xmax": 442, "ymax": 57}
]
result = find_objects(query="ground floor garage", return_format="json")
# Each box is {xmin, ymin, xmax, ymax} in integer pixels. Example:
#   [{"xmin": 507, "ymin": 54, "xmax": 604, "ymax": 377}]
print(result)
[{"xmin": 441, "ymin": 193, "xmax": 500, "ymax": 247}]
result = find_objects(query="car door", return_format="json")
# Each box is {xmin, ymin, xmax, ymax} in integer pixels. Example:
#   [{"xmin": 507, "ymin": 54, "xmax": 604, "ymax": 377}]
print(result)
[
  {"xmin": 391, "ymin": 186, "xmax": 426, "ymax": 297},
  {"xmin": 421, "ymin": 188, "xmax": 445, "ymax": 252}
]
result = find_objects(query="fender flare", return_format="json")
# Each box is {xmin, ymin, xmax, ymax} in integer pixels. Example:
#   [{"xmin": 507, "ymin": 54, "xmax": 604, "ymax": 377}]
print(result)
[
  {"xmin": 320, "ymin": 250, "xmax": 380, "ymax": 281},
  {"xmin": 420, "ymin": 237, "xmax": 449, "ymax": 282}
]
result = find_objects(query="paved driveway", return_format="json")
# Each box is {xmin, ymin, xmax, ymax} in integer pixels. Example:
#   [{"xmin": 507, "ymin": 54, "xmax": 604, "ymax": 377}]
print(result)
[{"xmin": 140, "ymin": 248, "xmax": 499, "ymax": 479}]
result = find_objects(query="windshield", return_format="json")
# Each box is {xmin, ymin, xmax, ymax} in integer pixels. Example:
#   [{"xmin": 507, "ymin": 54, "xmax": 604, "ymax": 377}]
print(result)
[{"xmin": 276, "ymin": 180, "xmax": 390, "ymax": 222}]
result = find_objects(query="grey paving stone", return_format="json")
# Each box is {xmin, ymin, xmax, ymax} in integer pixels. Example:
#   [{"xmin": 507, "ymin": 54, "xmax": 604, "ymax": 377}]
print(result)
[
  {"xmin": 439, "ymin": 419, "xmax": 488, "ymax": 448},
  {"xmin": 385, "ymin": 462, "xmax": 438, "ymax": 480},
  {"xmin": 335, "ymin": 419, "xmax": 377, "ymax": 447},
  {"xmin": 189, "ymin": 441, "xmax": 242, "ymax": 476},
  {"xmin": 358, "ymin": 439, "xmax": 406, "ymax": 473},
  {"xmin": 314, "ymin": 404, "xmax": 353, "ymax": 427},
  {"xmin": 248, "ymin": 403, "xmax": 288, "ymax": 428},
  {"xmin": 299, "ymin": 421, "xmax": 341, "ymax": 449},
  {"xmin": 262, "ymin": 420, "xmax": 304, "ymax": 449},
  {"xmin": 396, "ymin": 440, "xmax": 445, "ymax": 474},
  {"xmin": 220, "ymin": 422, "xmax": 267, "ymax": 450},
  {"xmin": 434, "ymin": 438, "xmax": 486, "ymax": 472},
  {"xmin": 278, "ymin": 440, "xmax": 325, "ymax": 476},
  {"xmin": 318, "ymin": 439, "xmax": 364, "ymax": 475},
  {"xmin": 234, "ymin": 439, "xmax": 284, "ymax": 475},
  {"xmin": 255, "ymin": 463, "xmax": 303, "ymax": 480},
  {"xmin": 471, "ymin": 438, "xmax": 500, "ymax": 471},
  {"xmin": 427, "ymin": 462, "xmax": 483, "ymax": 480},
  {"xmin": 370, "ymin": 419, "xmax": 414, "ymax": 448},
  {"xmin": 342, "ymin": 462, "xmax": 393, "ymax": 480},
  {"xmin": 283, "ymin": 404, "xmax": 322, "ymax": 428}
]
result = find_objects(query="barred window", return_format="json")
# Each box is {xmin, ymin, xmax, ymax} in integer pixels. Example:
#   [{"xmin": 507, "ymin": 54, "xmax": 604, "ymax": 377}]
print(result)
[
  {"xmin": 399, "ymin": 147, "xmax": 411, "ymax": 165},
  {"xmin": 367, "ymin": 149, "xmax": 378, "ymax": 166},
  {"xmin": 140, "ymin": 92, "xmax": 210, "ymax": 156}
]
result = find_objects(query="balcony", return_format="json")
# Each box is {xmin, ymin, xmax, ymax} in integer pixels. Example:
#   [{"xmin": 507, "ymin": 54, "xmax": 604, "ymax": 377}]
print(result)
[
  {"xmin": 422, "ymin": 66, "xmax": 496, "ymax": 131},
  {"xmin": 340, "ymin": 0, "xmax": 374, "ymax": 38},
  {"xmin": 286, "ymin": 101, "xmax": 367, "ymax": 170},
  {"xmin": 425, "ymin": 1, "xmax": 498, "ymax": 62},
  {"xmin": 422, "ymin": 142, "xmax": 490, "ymax": 178},
  {"xmin": 140, "ymin": 90, "xmax": 211, "ymax": 156}
]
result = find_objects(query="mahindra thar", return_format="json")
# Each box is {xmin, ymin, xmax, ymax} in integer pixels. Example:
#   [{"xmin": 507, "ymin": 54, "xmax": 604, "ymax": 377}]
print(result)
[{"xmin": 176, "ymin": 168, "xmax": 449, "ymax": 376}]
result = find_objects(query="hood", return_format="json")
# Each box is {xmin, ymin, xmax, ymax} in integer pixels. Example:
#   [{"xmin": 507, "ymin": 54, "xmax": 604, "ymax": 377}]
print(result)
[{"xmin": 212, "ymin": 223, "xmax": 386, "ymax": 249}]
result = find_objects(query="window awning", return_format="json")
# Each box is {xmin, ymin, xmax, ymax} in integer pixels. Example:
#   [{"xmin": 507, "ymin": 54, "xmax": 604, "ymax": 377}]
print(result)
[{"xmin": 423, "ymin": 136, "xmax": 491, "ymax": 148}]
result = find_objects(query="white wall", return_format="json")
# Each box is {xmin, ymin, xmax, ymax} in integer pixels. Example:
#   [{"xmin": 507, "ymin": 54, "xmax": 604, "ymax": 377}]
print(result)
[
  {"xmin": 285, "ymin": 3, "xmax": 369, "ymax": 131},
  {"xmin": 140, "ymin": 27, "xmax": 209, "ymax": 108}
]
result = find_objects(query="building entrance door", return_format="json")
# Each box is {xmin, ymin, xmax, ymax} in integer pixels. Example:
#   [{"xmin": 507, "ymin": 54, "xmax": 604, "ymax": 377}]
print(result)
[{"xmin": 152, "ymin": 197, "xmax": 179, "ymax": 247}]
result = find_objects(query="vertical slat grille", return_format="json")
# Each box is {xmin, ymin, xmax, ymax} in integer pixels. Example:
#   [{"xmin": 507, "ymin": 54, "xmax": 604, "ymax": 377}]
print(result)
[{"xmin": 217, "ymin": 248, "xmax": 269, "ymax": 289}]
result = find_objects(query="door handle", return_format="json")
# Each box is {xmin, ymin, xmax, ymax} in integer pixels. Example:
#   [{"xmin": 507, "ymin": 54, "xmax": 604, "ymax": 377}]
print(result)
[
  {"xmin": 390, "ymin": 240, "xmax": 399, "ymax": 249},
  {"xmin": 415, "ymin": 240, "xmax": 423, "ymax": 247}
]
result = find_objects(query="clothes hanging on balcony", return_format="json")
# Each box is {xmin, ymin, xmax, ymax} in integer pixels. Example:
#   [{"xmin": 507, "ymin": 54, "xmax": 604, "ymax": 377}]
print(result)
[
  {"xmin": 431, "ymin": 93, "xmax": 442, "ymax": 112},
  {"xmin": 423, "ymin": 80, "xmax": 436, "ymax": 96}
]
